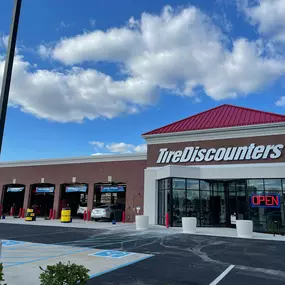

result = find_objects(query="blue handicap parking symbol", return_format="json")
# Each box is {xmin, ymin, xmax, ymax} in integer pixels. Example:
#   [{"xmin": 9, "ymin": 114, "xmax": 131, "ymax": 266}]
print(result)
[
  {"xmin": 2, "ymin": 240, "xmax": 26, "ymax": 247},
  {"xmin": 90, "ymin": 250, "xmax": 132, "ymax": 258}
]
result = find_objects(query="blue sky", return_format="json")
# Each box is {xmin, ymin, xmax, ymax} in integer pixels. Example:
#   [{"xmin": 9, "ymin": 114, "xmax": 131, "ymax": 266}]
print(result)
[{"xmin": 0, "ymin": 0, "xmax": 285, "ymax": 161}]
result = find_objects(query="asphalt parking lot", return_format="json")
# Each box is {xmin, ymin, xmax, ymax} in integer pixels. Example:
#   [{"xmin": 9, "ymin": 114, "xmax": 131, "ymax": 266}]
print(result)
[{"xmin": 0, "ymin": 223, "xmax": 285, "ymax": 285}]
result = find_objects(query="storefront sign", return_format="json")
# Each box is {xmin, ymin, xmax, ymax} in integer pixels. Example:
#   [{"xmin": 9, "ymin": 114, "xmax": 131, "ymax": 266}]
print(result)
[
  {"xmin": 156, "ymin": 143, "xmax": 284, "ymax": 164},
  {"xmin": 101, "ymin": 186, "xmax": 125, "ymax": 193},
  {"xmin": 7, "ymin": 187, "xmax": 24, "ymax": 192},
  {"xmin": 250, "ymin": 194, "xmax": 281, "ymax": 208},
  {"xmin": 66, "ymin": 185, "xmax": 87, "ymax": 193},
  {"xmin": 35, "ymin": 187, "xmax": 54, "ymax": 193}
]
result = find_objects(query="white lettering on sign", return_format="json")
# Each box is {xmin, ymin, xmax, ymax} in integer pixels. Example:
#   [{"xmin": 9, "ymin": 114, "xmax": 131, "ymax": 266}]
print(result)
[{"xmin": 156, "ymin": 143, "xmax": 284, "ymax": 164}]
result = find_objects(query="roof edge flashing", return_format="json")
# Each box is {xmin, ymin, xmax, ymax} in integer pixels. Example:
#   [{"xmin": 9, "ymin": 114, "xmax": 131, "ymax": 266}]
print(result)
[
  {"xmin": 0, "ymin": 152, "xmax": 147, "ymax": 168},
  {"xmin": 142, "ymin": 121, "xmax": 285, "ymax": 140}
]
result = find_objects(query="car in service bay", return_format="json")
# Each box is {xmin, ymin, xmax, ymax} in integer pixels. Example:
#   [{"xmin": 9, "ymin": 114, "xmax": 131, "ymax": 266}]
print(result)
[
  {"xmin": 91, "ymin": 204, "xmax": 122, "ymax": 221},
  {"xmin": 77, "ymin": 202, "xmax": 87, "ymax": 218}
]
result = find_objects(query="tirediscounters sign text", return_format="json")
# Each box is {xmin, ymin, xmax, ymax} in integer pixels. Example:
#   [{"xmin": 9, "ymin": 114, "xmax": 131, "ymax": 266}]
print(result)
[
  {"xmin": 250, "ymin": 194, "xmax": 281, "ymax": 208},
  {"xmin": 156, "ymin": 143, "xmax": 284, "ymax": 164}
]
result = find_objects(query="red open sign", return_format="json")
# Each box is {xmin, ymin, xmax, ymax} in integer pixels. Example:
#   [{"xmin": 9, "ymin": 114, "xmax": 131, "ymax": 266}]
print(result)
[{"xmin": 250, "ymin": 194, "xmax": 280, "ymax": 208}]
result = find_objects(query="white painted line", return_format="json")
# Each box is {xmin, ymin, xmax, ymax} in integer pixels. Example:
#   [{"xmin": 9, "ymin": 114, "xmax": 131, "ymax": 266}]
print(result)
[{"xmin": 209, "ymin": 265, "xmax": 235, "ymax": 285}]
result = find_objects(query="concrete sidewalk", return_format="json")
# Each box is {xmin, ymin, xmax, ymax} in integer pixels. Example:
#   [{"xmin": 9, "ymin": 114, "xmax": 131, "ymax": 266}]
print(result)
[
  {"xmin": 0, "ymin": 216, "xmax": 133, "ymax": 230},
  {"xmin": 1, "ymin": 217, "xmax": 284, "ymax": 242}
]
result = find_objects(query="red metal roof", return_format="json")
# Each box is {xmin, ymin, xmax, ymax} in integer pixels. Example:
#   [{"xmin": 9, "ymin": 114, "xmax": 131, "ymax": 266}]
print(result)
[{"xmin": 143, "ymin": 104, "xmax": 285, "ymax": 136}]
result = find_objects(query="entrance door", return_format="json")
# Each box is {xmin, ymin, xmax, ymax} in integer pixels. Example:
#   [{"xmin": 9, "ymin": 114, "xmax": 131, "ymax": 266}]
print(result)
[
  {"xmin": 227, "ymin": 180, "xmax": 248, "ymax": 227},
  {"xmin": 209, "ymin": 182, "xmax": 226, "ymax": 227},
  {"xmin": 157, "ymin": 189, "xmax": 170, "ymax": 226}
]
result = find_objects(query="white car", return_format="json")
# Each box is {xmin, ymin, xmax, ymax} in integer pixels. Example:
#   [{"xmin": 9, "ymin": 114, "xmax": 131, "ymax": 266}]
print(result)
[
  {"xmin": 77, "ymin": 202, "xmax": 87, "ymax": 218},
  {"xmin": 91, "ymin": 205, "xmax": 122, "ymax": 221}
]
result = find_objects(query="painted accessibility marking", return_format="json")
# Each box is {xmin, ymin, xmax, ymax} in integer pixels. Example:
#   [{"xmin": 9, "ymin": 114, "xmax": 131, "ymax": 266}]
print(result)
[
  {"xmin": 89, "ymin": 250, "xmax": 133, "ymax": 259},
  {"xmin": 2, "ymin": 240, "xmax": 26, "ymax": 247}
]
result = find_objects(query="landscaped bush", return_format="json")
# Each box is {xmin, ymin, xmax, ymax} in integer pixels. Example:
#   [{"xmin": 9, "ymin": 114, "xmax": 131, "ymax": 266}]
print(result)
[
  {"xmin": 39, "ymin": 261, "xmax": 90, "ymax": 285},
  {"xmin": 0, "ymin": 263, "xmax": 7, "ymax": 285}
]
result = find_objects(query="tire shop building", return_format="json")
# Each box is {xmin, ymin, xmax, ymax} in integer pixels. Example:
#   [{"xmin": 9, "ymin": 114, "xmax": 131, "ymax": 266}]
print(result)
[{"xmin": 1, "ymin": 104, "xmax": 285, "ymax": 233}]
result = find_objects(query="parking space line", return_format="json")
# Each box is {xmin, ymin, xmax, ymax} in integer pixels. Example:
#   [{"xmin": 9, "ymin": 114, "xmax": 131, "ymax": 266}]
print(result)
[{"xmin": 209, "ymin": 265, "xmax": 235, "ymax": 285}]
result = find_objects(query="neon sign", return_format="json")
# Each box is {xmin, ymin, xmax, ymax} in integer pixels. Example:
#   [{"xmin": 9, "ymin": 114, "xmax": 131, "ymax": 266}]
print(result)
[{"xmin": 250, "ymin": 194, "xmax": 281, "ymax": 208}]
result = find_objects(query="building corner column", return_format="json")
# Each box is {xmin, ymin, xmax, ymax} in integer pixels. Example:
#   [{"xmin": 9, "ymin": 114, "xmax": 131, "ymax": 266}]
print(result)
[
  {"xmin": 87, "ymin": 182, "xmax": 94, "ymax": 214},
  {"xmin": 0, "ymin": 184, "xmax": 4, "ymax": 204},
  {"xmin": 23, "ymin": 184, "xmax": 30, "ymax": 210},
  {"xmin": 144, "ymin": 168, "xmax": 158, "ymax": 225},
  {"xmin": 53, "ymin": 183, "xmax": 61, "ymax": 219}
]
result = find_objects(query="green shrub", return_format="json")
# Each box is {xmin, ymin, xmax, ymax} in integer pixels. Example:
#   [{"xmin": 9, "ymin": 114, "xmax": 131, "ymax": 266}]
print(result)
[
  {"xmin": 0, "ymin": 263, "xmax": 7, "ymax": 285},
  {"xmin": 39, "ymin": 261, "xmax": 90, "ymax": 285}
]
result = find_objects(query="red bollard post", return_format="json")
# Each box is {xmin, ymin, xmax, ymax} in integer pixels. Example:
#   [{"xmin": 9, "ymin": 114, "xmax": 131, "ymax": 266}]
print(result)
[
  {"xmin": 87, "ymin": 210, "xmax": 91, "ymax": 221},
  {"xmin": 83, "ymin": 210, "xmax": 87, "ymax": 221},
  {"xmin": 19, "ymin": 208, "xmax": 22, "ymax": 218},
  {"xmin": 49, "ymin": 209, "xmax": 53, "ymax": 219},
  {"xmin": 10, "ymin": 207, "xmax": 14, "ymax": 216},
  {"xmin": 22, "ymin": 208, "xmax": 25, "ymax": 218},
  {"xmin": 122, "ymin": 211, "xmax": 125, "ymax": 223},
  {"xmin": 165, "ymin": 212, "xmax": 169, "ymax": 228},
  {"xmin": 52, "ymin": 209, "xmax": 56, "ymax": 220}
]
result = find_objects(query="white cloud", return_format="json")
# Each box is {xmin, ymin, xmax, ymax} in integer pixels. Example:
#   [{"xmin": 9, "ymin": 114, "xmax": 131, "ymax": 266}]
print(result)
[
  {"xmin": 106, "ymin": 142, "xmax": 147, "ymax": 153},
  {"xmin": 0, "ymin": 35, "xmax": 9, "ymax": 49},
  {"xmin": 89, "ymin": 141, "xmax": 105, "ymax": 148},
  {"xmin": 37, "ymin": 45, "xmax": 52, "ymax": 59},
  {"xmin": 48, "ymin": 5, "xmax": 285, "ymax": 101},
  {"xmin": 133, "ymin": 144, "xmax": 147, "ymax": 153},
  {"xmin": 52, "ymin": 28, "xmax": 143, "ymax": 64},
  {"xmin": 239, "ymin": 0, "xmax": 285, "ymax": 42},
  {"xmin": 91, "ymin": 152, "xmax": 107, "ymax": 156},
  {"xmin": 276, "ymin": 96, "xmax": 285, "ymax": 106},
  {"xmin": 1, "ymin": 5, "xmax": 285, "ymax": 123},
  {"xmin": 89, "ymin": 140, "xmax": 146, "ymax": 154},
  {"xmin": 0, "ymin": 55, "xmax": 156, "ymax": 122}
]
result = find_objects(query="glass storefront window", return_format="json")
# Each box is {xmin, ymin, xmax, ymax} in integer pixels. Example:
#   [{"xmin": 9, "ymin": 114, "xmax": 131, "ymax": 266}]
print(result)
[
  {"xmin": 236, "ymin": 180, "xmax": 246, "ymax": 195},
  {"xmin": 229, "ymin": 182, "xmax": 236, "ymax": 196},
  {"xmin": 186, "ymin": 190, "xmax": 200, "ymax": 223},
  {"xmin": 264, "ymin": 179, "xmax": 282, "ymax": 192},
  {"xmin": 157, "ymin": 177, "xmax": 284, "ymax": 234},
  {"xmin": 187, "ymin": 179, "xmax": 199, "ymax": 190},
  {"xmin": 158, "ymin": 180, "xmax": 164, "ymax": 190},
  {"xmin": 247, "ymin": 179, "xmax": 264, "ymax": 194},
  {"xmin": 211, "ymin": 182, "xmax": 224, "ymax": 195},
  {"xmin": 200, "ymin": 190, "xmax": 211, "ymax": 226},
  {"xmin": 172, "ymin": 189, "xmax": 186, "ymax": 226},
  {"xmin": 282, "ymin": 179, "xmax": 285, "ymax": 193},
  {"xmin": 250, "ymin": 207, "xmax": 267, "ymax": 232},
  {"xmin": 158, "ymin": 178, "xmax": 171, "ymax": 190},
  {"xmin": 158, "ymin": 190, "xmax": 165, "ymax": 225},
  {"xmin": 200, "ymin": 180, "xmax": 210, "ymax": 191},
  {"xmin": 173, "ymin": 178, "xmax": 186, "ymax": 190}
]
